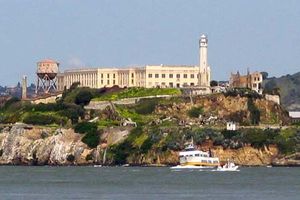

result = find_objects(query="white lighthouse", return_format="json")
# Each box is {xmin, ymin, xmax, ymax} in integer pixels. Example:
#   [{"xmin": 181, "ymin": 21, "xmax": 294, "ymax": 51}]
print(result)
[{"xmin": 198, "ymin": 34, "xmax": 211, "ymax": 87}]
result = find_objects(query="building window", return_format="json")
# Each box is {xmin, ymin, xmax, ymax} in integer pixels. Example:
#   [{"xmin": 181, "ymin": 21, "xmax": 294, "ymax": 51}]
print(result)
[
  {"xmin": 101, "ymin": 80, "xmax": 103, "ymax": 84},
  {"xmin": 131, "ymin": 73, "xmax": 134, "ymax": 78},
  {"xmin": 107, "ymin": 80, "xmax": 110, "ymax": 85},
  {"xmin": 162, "ymin": 74, "xmax": 166, "ymax": 78},
  {"xmin": 113, "ymin": 74, "xmax": 115, "ymax": 78},
  {"xmin": 184, "ymin": 74, "xmax": 187, "ymax": 78},
  {"xmin": 191, "ymin": 74, "xmax": 194, "ymax": 78},
  {"xmin": 176, "ymin": 74, "xmax": 180, "ymax": 78},
  {"xmin": 191, "ymin": 83, "xmax": 194, "ymax": 86},
  {"xmin": 169, "ymin": 82, "xmax": 173, "ymax": 88},
  {"xmin": 132, "ymin": 79, "xmax": 134, "ymax": 84},
  {"xmin": 148, "ymin": 74, "xmax": 153, "ymax": 78},
  {"xmin": 101, "ymin": 74, "xmax": 103, "ymax": 78},
  {"xmin": 107, "ymin": 74, "xmax": 110, "ymax": 78},
  {"xmin": 113, "ymin": 80, "xmax": 115, "ymax": 85},
  {"xmin": 176, "ymin": 83, "xmax": 180, "ymax": 88},
  {"xmin": 155, "ymin": 74, "xmax": 159, "ymax": 78},
  {"xmin": 169, "ymin": 74, "xmax": 173, "ymax": 78}
]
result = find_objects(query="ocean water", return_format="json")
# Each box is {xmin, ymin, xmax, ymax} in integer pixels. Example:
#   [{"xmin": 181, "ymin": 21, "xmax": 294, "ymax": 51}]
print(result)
[{"xmin": 0, "ymin": 166, "xmax": 299, "ymax": 200}]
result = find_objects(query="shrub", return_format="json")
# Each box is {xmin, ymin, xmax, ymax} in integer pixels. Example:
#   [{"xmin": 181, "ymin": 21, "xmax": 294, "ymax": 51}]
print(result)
[
  {"xmin": 66, "ymin": 154, "xmax": 75, "ymax": 162},
  {"xmin": 221, "ymin": 130, "xmax": 240, "ymax": 140},
  {"xmin": 23, "ymin": 113, "xmax": 65, "ymax": 125},
  {"xmin": 248, "ymin": 98, "xmax": 260, "ymax": 125},
  {"xmin": 74, "ymin": 122, "xmax": 98, "ymax": 134},
  {"xmin": 2, "ymin": 97, "xmax": 20, "ymax": 110},
  {"xmin": 134, "ymin": 99, "xmax": 159, "ymax": 115},
  {"xmin": 85, "ymin": 154, "xmax": 94, "ymax": 161},
  {"xmin": 75, "ymin": 90, "xmax": 93, "ymax": 106},
  {"xmin": 58, "ymin": 104, "xmax": 84, "ymax": 124},
  {"xmin": 109, "ymin": 140, "xmax": 134, "ymax": 165},
  {"xmin": 82, "ymin": 131, "xmax": 101, "ymax": 148},
  {"xmin": 187, "ymin": 106, "xmax": 204, "ymax": 118},
  {"xmin": 26, "ymin": 103, "xmax": 62, "ymax": 112}
]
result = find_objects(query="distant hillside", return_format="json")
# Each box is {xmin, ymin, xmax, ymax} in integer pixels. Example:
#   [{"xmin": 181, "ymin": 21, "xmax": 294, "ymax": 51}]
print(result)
[{"xmin": 263, "ymin": 72, "xmax": 300, "ymax": 111}]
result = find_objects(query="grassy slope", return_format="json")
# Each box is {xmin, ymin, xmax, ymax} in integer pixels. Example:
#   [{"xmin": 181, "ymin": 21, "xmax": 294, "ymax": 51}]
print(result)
[{"xmin": 93, "ymin": 88, "xmax": 181, "ymax": 101}]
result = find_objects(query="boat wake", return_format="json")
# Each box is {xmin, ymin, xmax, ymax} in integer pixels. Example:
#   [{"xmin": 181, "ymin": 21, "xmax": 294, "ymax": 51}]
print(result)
[{"xmin": 170, "ymin": 165, "xmax": 214, "ymax": 170}]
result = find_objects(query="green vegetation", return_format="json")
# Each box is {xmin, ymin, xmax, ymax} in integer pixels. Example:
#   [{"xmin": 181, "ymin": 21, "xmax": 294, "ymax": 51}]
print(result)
[
  {"xmin": 107, "ymin": 125, "xmax": 300, "ymax": 164},
  {"xmin": 23, "ymin": 112, "xmax": 67, "ymax": 126},
  {"xmin": 133, "ymin": 98, "xmax": 159, "ymax": 115},
  {"xmin": 93, "ymin": 87, "xmax": 181, "ymax": 101},
  {"xmin": 82, "ymin": 131, "xmax": 100, "ymax": 148},
  {"xmin": 74, "ymin": 122, "xmax": 98, "ymax": 134},
  {"xmin": 224, "ymin": 88, "xmax": 261, "ymax": 99},
  {"xmin": 247, "ymin": 98, "xmax": 260, "ymax": 125},
  {"xmin": 74, "ymin": 122, "xmax": 101, "ymax": 148},
  {"xmin": 187, "ymin": 106, "xmax": 204, "ymax": 118}
]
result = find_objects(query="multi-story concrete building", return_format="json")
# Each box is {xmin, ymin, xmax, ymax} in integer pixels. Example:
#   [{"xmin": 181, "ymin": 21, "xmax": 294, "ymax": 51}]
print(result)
[{"xmin": 57, "ymin": 35, "xmax": 211, "ymax": 92}]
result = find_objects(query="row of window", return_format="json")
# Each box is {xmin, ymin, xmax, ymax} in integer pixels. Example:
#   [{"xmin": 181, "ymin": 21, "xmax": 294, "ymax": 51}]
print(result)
[
  {"xmin": 149, "ymin": 82, "xmax": 195, "ymax": 88},
  {"xmin": 253, "ymin": 77, "xmax": 261, "ymax": 81},
  {"xmin": 100, "ymin": 73, "xmax": 135, "ymax": 79},
  {"xmin": 100, "ymin": 79, "xmax": 135, "ymax": 85},
  {"xmin": 180, "ymin": 154, "xmax": 208, "ymax": 157},
  {"xmin": 148, "ymin": 73, "xmax": 197, "ymax": 79}
]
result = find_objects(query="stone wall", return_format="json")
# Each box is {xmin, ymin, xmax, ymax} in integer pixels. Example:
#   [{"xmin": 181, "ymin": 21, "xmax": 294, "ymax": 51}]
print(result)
[{"xmin": 265, "ymin": 94, "xmax": 280, "ymax": 105}]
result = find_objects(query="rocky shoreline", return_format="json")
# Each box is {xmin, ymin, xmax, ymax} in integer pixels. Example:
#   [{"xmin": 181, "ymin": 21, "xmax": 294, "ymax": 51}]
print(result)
[{"xmin": 0, "ymin": 124, "xmax": 298, "ymax": 167}]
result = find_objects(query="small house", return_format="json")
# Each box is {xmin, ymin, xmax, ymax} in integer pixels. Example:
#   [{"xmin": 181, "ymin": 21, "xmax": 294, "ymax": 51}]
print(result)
[{"xmin": 227, "ymin": 121, "xmax": 237, "ymax": 131}]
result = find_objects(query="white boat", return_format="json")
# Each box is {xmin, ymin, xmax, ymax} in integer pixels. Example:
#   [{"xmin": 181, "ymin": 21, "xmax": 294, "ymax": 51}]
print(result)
[
  {"xmin": 217, "ymin": 160, "xmax": 239, "ymax": 171},
  {"xmin": 171, "ymin": 140, "xmax": 220, "ymax": 169}
]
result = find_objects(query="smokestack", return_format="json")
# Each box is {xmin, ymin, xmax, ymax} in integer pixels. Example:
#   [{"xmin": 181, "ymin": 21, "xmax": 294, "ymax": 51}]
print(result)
[{"xmin": 22, "ymin": 75, "xmax": 27, "ymax": 100}]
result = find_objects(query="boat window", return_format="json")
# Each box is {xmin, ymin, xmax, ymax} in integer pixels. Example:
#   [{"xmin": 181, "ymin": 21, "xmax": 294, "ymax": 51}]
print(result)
[{"xmin": 195, "ymin": 154, "xmax": 199, "ymax": 156}]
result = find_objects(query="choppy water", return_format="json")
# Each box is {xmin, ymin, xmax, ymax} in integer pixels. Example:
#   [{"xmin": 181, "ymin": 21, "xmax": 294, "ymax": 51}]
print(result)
[{"xmin": 0, "ymin": 166, "xmax": 299, "ymax": 200}]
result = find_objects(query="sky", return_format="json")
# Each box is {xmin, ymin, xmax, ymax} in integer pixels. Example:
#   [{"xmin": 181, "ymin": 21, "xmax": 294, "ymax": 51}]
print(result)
[{"xmin": 0, "ymin": 0, "xmax": 300, "ymax": 86}]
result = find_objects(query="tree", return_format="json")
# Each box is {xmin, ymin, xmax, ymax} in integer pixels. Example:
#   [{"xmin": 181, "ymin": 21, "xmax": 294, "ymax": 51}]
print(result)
[
  {"xmin": 75, "ymin": 90, "xmax": 92, "ymax": 106},
  {"xmin": 70, "ymin": 82, "xmax": 80, "ymax": 91},
  {"xmin": 210, "ymin": 80, "xmax": 218, "ymax": 87},
  {"xmin": 261, "ymin": 72, "xmax": 269, "ymax": 80}
]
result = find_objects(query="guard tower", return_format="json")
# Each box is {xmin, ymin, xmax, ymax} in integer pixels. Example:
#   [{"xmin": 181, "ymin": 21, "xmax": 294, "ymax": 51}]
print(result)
[{"xmin": 35, "ymin": 59, "xmax": 59, "ymax": 94}]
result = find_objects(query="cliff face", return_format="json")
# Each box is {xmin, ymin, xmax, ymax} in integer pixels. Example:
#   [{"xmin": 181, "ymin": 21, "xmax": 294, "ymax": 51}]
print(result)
[
  {"xmin": 0, "ymin": 124, "xmax": 281, "ymax": 166},
  {"xmin": 155, "ymin": 94, "xmax": 289, "ymax": 125},
  {"xmin": 0, "ymin": 125, "xmax": 102, "ymax": 165},
  {"xmin": 126, "ymin": 144, "xmax": 279, "ymax": 166}
]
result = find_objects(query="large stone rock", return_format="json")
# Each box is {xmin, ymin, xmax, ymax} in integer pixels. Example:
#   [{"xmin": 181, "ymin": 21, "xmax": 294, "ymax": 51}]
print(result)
[{"xmin": 0, "ymin": 125, "xmax": 102, "ymax": 165}]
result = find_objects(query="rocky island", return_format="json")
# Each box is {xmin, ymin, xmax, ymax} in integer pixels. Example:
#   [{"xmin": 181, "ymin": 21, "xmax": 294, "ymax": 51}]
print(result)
[{"xmin": 0, "ymin": 86, "xmax": 299, "ymax": 166}]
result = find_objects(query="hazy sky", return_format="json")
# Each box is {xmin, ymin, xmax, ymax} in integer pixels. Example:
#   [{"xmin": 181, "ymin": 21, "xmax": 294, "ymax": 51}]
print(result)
[{"xmin": 0, "ymin": 0, "xmax": 300, "ymax": 86}]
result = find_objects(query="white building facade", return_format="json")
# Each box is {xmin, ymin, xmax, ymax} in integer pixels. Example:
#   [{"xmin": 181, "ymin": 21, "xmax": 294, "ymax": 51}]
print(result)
[{"xmin": 57, "ymin": 35, "xmax": 211, "ymax": 91}]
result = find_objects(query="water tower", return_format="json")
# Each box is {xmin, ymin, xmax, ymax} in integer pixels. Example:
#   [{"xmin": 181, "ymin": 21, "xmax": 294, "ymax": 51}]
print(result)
[{"xmin": 35, "ymin": 59, "xmax": 59, "ymax": 94}]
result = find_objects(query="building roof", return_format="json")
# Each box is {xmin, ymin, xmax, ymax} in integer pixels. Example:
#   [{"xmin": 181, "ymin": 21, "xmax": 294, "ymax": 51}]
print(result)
[
  {"xmin": 38, "ymin": 59, "xmax": 58, "ymax": 64},
  {"xmin": 289, "ymin": 111, "xmax": 300, "ymax": 118}
]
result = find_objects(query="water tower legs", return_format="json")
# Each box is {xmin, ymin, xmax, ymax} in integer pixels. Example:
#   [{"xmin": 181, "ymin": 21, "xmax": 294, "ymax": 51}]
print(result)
[{"xmin": 36, "ymin": 74, "xmax": 57, "ymax": 94}]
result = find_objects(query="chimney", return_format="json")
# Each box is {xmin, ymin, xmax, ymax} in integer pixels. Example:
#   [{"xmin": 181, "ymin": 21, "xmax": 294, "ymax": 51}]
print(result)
[{"xmin": 22, "ymin": 75, "xmax": 27, "ymax": 100}]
